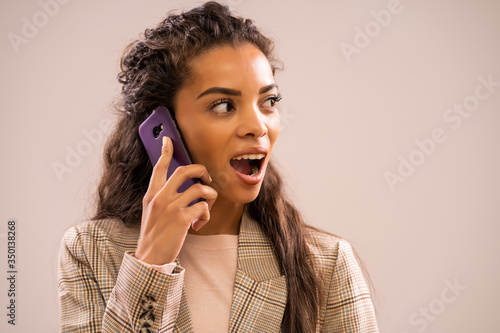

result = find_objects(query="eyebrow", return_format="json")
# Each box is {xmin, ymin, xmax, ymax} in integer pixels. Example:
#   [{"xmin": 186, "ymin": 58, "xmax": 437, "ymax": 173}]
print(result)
[{"xmin": 196, "ymin": 83, "xmax": 278, "ymax": 100}]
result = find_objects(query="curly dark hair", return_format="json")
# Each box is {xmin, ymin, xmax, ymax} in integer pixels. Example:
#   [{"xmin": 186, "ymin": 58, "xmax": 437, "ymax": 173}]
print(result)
[{"xmin": 92, "ymin": 1, "xmax": 325, "ymax": 331}]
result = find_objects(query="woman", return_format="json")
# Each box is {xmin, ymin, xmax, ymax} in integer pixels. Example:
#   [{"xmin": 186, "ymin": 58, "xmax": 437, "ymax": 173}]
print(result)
[{"xmin": 58, "ymin": 1, "xmax": 379, "ymax": 332}]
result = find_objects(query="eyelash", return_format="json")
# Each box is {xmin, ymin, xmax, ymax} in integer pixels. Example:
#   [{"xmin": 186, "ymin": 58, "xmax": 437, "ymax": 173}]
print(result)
[{"xmin": 208, "ymin": 93, "xmax": 283, "ymax": 114}]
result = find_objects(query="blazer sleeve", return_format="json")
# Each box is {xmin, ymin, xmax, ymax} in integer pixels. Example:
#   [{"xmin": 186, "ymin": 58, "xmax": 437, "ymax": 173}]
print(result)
[
  {"xmin": 321, "ymin": 239, "xmax": 379, "ymax": 332},
  {"xmin": 58, "ymin": 225, "xmax": 185, "ymax": 332}
]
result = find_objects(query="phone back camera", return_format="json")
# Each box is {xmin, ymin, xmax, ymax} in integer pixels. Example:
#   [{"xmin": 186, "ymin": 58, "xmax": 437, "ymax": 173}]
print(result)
[{"xmin": 153, "ymin": 123, "xmax": 164, "ymax": 138}]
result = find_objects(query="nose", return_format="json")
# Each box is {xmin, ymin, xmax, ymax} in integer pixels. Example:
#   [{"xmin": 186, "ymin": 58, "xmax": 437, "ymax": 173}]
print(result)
[{"xmin": 237, "ymin": 104, "xmax": 268, "ymax": 138}]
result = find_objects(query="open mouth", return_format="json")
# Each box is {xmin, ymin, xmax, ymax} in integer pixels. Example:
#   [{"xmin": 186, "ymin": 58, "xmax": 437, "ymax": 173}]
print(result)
[{"xmin": 229, "ymin": 154, "xmax": 265, "ymax": 177}]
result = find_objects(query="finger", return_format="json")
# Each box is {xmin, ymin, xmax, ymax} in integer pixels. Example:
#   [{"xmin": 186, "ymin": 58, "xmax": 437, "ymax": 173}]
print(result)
[
  {"xmin": 188, "ymin": 202, "xmax": 211, "ymax": 231},
  {"xmin": 172, "ymin": 182, "xmax": 218, "ymax": 209},
  {"xmin": 161, "ymin": 164, "xmax": 213, "ymax": 198},
  {"xmin": 148, "ymin": 136, "xmax": 174, "ymax": 195}
]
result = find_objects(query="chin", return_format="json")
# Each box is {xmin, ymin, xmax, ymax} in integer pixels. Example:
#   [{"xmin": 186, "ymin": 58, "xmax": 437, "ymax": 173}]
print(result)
[{"xmin": 218, "ymin": 183, "xmax": 263, "ymax": 204}]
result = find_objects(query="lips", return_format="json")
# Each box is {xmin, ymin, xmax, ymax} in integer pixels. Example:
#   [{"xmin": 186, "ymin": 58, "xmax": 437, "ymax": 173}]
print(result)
[
  {"xmin": 229, "ymin": 147, "xmax": 268, "ymax": 176},
  {"xmin": 229, "ymin": 158, "xmax": 266, "ymax": 185},
  {"xmin": 229, "ymin": 156, "xmax": 264, "ymax": 176},
  {"xmin": 230, "ymin": 147, "xmax": 269, "ymax": 160},
  {"xmin": 229, "ymin": 147, "xmax": 268, "ymax": 184}
]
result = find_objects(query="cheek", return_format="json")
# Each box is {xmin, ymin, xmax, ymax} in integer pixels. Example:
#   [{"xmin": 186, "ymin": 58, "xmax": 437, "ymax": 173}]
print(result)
[
  {"xmin": 267, "ymin": 115, "xmax": 281, "ymax": 145},
  {"xmin": 183, "ymin": 124, "xmax": 227, "ymax": 167},
  {"xmin": 267, "ymin": 108, "xmax": 280, "ymax": 126},
  {"xmin": 179, "ymin": 121, "xmax": 206, "ymax": 162}
]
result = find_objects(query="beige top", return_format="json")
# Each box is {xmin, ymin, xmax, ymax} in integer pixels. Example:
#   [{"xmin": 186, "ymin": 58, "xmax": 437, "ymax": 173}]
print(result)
[
  {"xmin": 178, "ymin": 233, "xmax": 239, "ymax": 333},
  {"xmin": 136, "ymin": 233, "xmax": 239, "ymax": 332}
]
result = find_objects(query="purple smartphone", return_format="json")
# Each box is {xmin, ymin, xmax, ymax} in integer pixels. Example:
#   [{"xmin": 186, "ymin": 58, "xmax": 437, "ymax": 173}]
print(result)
[{"xmin": 138, "ymin": 105, "xmax": 203, "ymax": 206}]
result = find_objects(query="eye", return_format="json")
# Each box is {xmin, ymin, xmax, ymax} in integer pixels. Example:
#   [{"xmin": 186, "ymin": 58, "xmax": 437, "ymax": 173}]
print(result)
[
  {"xmin": 262, "ymin": 94, "xmax": 283, "ymax": 110},
  {"xmin": 208, "ymin": 98, "xmax": 236, "ymax": 115}
]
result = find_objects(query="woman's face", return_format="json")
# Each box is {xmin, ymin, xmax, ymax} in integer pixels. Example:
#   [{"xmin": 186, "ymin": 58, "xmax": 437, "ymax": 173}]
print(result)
[{"xmin": 174, "ymin": 42, "xmax": 281, "ymax": 204}]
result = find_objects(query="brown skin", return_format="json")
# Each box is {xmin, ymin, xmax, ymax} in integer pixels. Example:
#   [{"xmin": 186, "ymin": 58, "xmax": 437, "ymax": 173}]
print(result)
[{"xmin": 135, "ymin": 42, "xmax": 281, "ymax": 265}]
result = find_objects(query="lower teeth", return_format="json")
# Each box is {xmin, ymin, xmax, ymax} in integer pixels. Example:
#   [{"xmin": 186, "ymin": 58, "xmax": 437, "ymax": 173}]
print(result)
[{"xmin": 250, "ymin": 165, "xmax": 258, "ymax": 176}]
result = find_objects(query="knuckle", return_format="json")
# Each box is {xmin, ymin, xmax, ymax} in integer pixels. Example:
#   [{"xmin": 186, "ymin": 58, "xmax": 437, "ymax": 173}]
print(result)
[
  {"xmin": 151, "ymin": 161, "xmax": 162, "ymax": 174},
  {"xmin": 156, "ymin": 153, "xmax": 168, "ymax": 165},
  {"xmin": 173, "ymin": 165, "xmax": 188, "ymax": 176},
  {"xmin": 149, "ymin": 197, "xmax": 163, "ymax": 211},
  {"xmin": 199, "ymin": 201, "xmax": 209, "ymax": 212},
  {"xmin": 143, "ymin": 191, "xmax": 154, "ymax": 204},
  {"xmin": 191, "ymin": 183, "xmax": 204, "ymax": 192},
  {"xmin": 207, "ymin": 188, "xmax": 218, "ymax": 199},
  {"xmin": 193, "ymin": 200, "xmax": 208, "ymax": 212}
]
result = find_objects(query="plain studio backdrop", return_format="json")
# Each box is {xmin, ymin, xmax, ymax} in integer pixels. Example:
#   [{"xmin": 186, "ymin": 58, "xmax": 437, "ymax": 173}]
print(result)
[{"xmin": 1, "ymin": 0, "xmax": 499, "ymax": 331}]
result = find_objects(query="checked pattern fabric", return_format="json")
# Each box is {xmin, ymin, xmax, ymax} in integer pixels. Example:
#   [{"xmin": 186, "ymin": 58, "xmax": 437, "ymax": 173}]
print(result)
[{"xmin": 58, "ymin": 210, "xmax": 379, "ymax": 332}]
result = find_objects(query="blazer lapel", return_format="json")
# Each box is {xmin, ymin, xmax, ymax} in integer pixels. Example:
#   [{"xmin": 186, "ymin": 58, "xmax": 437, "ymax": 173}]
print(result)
[
  {"xmin": 173, "ymin": 209, "xmax": 287, "ymax": 333},
  {"xmin": 228, "ymin": 210, "xmax": 287, "ymax": 333}
]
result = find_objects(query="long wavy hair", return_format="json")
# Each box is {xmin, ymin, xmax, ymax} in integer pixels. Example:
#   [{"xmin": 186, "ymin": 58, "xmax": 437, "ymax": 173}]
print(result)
[{"xmin": 91, "ymin": 1, "xmax": 346, "ymax": 331}]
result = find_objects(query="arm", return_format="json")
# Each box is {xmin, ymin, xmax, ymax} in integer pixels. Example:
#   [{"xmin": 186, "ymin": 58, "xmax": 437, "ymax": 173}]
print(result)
[
  {"xmin": 321, "ymin": 239, "xmax": 379, "ymax": 332},
  {"xmin": 58, "ymin": 225, "xmax": 184, "ymax": 332}
]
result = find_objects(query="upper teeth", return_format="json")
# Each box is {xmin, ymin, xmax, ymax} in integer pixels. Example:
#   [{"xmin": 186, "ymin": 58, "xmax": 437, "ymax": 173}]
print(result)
[{"xmin": 232, "ymin": 154, "xmax": 265, "ymax": 160}]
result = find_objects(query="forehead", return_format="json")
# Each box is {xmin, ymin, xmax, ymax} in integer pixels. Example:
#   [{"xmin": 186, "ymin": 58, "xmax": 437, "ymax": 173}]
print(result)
[{"xmin": 187, "ymin": 43, "xmax": 274, "ymax": 90}]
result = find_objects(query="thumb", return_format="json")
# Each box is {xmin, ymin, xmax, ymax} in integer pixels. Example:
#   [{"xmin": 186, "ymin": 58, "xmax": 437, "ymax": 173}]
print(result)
[{"xmin": 148, "ymin": 136, "xmax": 174, "ymax": 192}]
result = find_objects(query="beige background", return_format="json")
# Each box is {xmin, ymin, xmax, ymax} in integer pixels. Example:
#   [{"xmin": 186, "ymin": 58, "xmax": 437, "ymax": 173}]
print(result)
[{"xmin": 1, "ymin": 0, "xmax": 499, "ymax": 331}]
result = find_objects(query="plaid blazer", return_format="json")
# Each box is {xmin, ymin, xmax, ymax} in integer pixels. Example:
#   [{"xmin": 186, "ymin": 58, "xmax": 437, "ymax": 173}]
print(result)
[{"xmin": 58, "ymin": 210, "xmax": 378, "ymax": 332}]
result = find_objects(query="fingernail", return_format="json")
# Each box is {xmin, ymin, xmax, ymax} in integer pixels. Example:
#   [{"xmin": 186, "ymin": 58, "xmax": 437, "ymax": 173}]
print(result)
[
  {"xmin": 208, "ymin": 173, "xmax": 213, "ymax": 182},
  {"xmin": 162, "ymin": 136, "xmax": 168, "ymax": 147},
  {"xmin": 191, "ymin": 219, "xmax": 200, "ymax": 231}
]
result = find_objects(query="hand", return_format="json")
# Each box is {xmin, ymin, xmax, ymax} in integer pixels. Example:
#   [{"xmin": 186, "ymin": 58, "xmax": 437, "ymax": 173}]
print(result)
[{"xmin": 135, "ymin": 136, "xmax": 218, "ymax": 265}]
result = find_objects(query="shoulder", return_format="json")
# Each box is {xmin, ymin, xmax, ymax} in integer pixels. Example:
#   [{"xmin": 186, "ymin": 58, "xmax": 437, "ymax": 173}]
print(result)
[
  {"xmin": 60, "ymin": 219, "xmax": 140, "ymax": 260},
  {"xmin": 305, "ymin": 229, "xmax": 379, "ymax": 330},
  {"xmin": 304, "ymin": 226, "xmax": 360, "ymax": 272},
  {"xmin": 304, "ymin": 226, "xmax": 343, "ymax": 258}
]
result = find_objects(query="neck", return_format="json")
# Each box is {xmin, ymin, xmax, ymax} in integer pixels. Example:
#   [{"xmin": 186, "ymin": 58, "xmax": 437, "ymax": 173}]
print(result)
[{"xmin": 188, "ymin": 198, "xmax": 244, "ymax": 235}]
